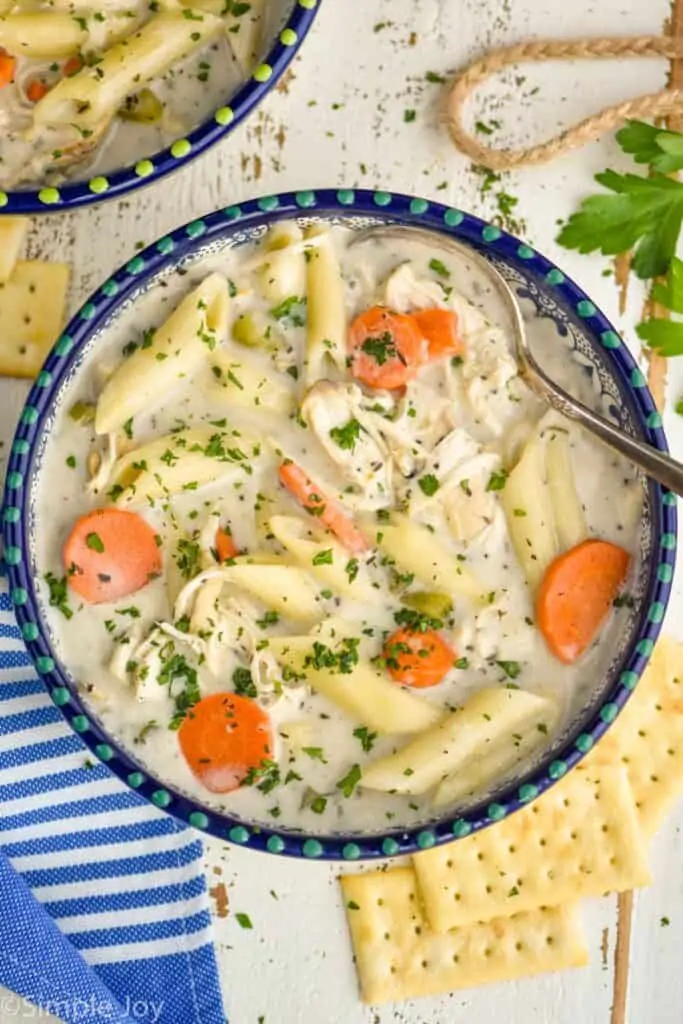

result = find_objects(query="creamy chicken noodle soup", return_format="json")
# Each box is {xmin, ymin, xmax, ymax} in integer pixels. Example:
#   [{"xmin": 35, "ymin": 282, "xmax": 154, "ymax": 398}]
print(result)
[
  {"xmin": 0, "ymin": 0, "xmax": 269, "ymax": 188},
  {"xmin": 37, "ymin": 223, "xmax": 643, "ymax": 833}
]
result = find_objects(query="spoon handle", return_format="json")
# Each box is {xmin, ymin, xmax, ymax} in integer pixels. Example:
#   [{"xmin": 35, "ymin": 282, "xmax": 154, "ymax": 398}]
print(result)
[{"xmin": 538, "ymin": 377, "xmax": 683, "ymax": 498}]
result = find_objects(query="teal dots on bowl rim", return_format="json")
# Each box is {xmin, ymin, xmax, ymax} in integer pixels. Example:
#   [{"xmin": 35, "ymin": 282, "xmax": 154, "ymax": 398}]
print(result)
[
  {"xmin": 128, "ymin": 772, "xmax": 145, "ymax": 789},
  {"xmin": 186, "ymin": 220, "xmax": 206, "ymax": 239},
  {"xmin": 126, "ymin": 256, "xmax": 145, "ymax": 275},
  {"xmin": 55, "ymin": 333, "xmax": 74, "ymax": 355},
  {"xmin": 451, "ymin": 819, "xmax": 472, "ymax": 838},
  {"xmin": 3, "ymin": 545, "xmax": 21, "ymax": 566},
  {"xmin": 546, "ymin": 268, "xmax": 565, "ymax": 285},
  {"xmin": 636, "ymin": 638, "xmax": 655, "ymax": 658},
  {"xmin": 229, "ymin": 825, "xmax": 249, "ymax": 844},
  {"xmin": 51, "ymin": 687, "xmax": 70, "ymax": 707},
  {"xmin": 280, "ymin": 27, "xmax": 298, "ymax": 45},
  {"xmin": 662, "ymin": 532, "xmax": 676, "ymax": 550},
  {"xmin": 373, "ymin": 191, "xmax": 392, "ymax": 207},
  {"xmin": 549, "ymin": 760, "xmax": 567, "ymax": 780},
  {"xmin": 152, "ymin": 789, "xmax": 172, "ymax": 809},
  {"xmin": 101, "ymin": 280, "xmax": 118, "ymax": 298},
  {"xmin": 11, "ymin": 586, "xmax": 27, "ymax": 606},
  {"xmin": 80, "ymin": 302, "xmax": 96, "ymax": 321},
  {"xmin": 3, "ymin": 506, "xmax": 19, "ymax": 524},
  {"xmin": 417, "ymin": 830, "xmax": 436, "ymax": 850},
  {"xmin": 631, "ymin": 367, "xmax": 646, "ymax": 387},
  {"xmin": 482, "ymin": 224, "xmax": 501, "ymax": 242},
  {"xmin": 303, "ymin": 838, "xmax": 323, "ymax": 858},
  {"xmin": 517, "ymin": 244, "xmax": 535, "ymax": 260},
  {"xmin": 295, "ymin": 190, "xmax": 316, "ymax": 208},
  {"xmin": 257, "ymin": 195, "xmax": 279, "ymax": 213},
  {"xmin": 267, "ymin": 834, "xmax": 285, "ymax": 854},
  {"xmin": 648, "ymin": 601, "xmax": 665, "ymax": 624},
  {"xmin": 72, "ymin": 715, "xmax": 89, "ymax": 733},
  {"xmin": 337, "ymin": 189, "xmax": 355, "ymax": 205},
  {"xmin": 21, "ymin": 406, "xmax": 38, "ymax": 425},
  {"xmin": 487, "ymin": 802, "xmax": 506, "ymax": 822},
  {"xmin": 518, "ymin": 783, "xmax": 539, "ymax": 802},
  {"xmin": 36, "ymin": 655, "xmax": 54, "ymax": 674},
  {"xmin": 342, "ymin": 842, "xmax": 361, "ymax": 860},
  {"xmin": 620, "ymin": 669, "xmax": 639, "ymax": 690},
  {"xmin": 95, "ymin": 743, "xmax": 114, "ymax": 762},
  {"xmin": 0, "ymin": 192, "xmax": 7, "ymax": 208},
  {"xmin": 382, "ymin": 837, "xmax": 400, "ymax": 856},
  {"xmin": 575, "ymin": 733, "xmax": 593, "ymax": 754},
  {"xmin": 600, "ymin": 702, "xmax": 619, "ymax": 724},
  {"xmin": 410, "ymin": 197, "xmax": 429, "ymax": 215},
  {"xmin": 657, "ymin": 563, "xmax": 674, "ymax": 584},
  {"xmin": 189, "ymin": 811, "xmax": 209, "ymax": 830},
  {"xmin": 601, "ymin": 331, "xmax": 621, "ymax": 349},
  {"xmin": 6, "ymin": 471, "xmax": 22, "ymax": 490},
  {"xmin": 21, "ymin": 622, "xmax": 38, "ymax": 641},
  {"xmin": 444, "ymin": 208, "xmax": 464, "ymax": 227},
  {"xmin": 156, "ymin": 237, "xmax": 174, "ymax": 255},
  {"xmin": 577, "ymin": 299, "xmax": 596, "ymax": 318},
  {"xmin": 36, "ymin": 370, "xmax": 51, "ymax": 389},
  {"xmin": 224, "ymin": 206, "xmax": 242, "ymax": 220},
  {"xmin": 12, "ymin": 439, "xmax": 29, "ymax": 456}
]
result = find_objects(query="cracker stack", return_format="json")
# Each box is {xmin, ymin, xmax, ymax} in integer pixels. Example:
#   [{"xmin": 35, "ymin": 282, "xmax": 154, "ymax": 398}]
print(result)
[
  {"xmin": 341, "ymin": 636, "xmax": 683, "ymax": 1004},
  {"xmin": 0, "ymin": 217, "xmax": 70, "ymax": 378}
]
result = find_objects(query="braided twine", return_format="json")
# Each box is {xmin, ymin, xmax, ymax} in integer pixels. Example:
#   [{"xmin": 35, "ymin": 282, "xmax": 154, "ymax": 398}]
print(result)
[{"xmin": 446, "ymin": 36, "xmax": 683, "ymax": 170}]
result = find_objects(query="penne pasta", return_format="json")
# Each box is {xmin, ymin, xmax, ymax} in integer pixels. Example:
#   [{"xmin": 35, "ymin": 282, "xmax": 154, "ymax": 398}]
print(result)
[
  {"xmin": 257, "ymin": 221, "xmax": 306, "ymax": 304},
  {"xmin": 209, "ymin": 349, "xmax": 295, "ymax": 415},
  {"xmin": 545, "ymin": 427, "xmax": 587, "ymax": 553},
  {"xmin": 268, "ymin": 633, "xmax": 444, "ymax": 734},
  {"xmin": 95, "ymin": 273, "xmax": 229, "ymax": 435},
  {"xmin": 269, "ymin": 515, "xmax": 377, "ymax": 601},
  {"xmin": 0, "ymin": 14, "xmax": 86, "ymax": 58},
  {"xmin": 110, "ymin": 426, "xmax": 250, "ymax": 505},
  {"xmin": 360, "ymin": 687, "xmax": 554, "ymax": 796},
  {"xmin": 501, "ymin": 430, "xmax": 559, "ymax": 589},
  {"xmin": 304, "ymin": 224, "xmax": 347, "ymax": 385},
  {"xmin": 432, "ymin": 703, "xmax": 557, "ymax": 807},
  {"xmin": 374, "ymin": 514, "xmax": 483, "ymax": 603},
  {"xmin": 33, "ymin": 11, "xmax": 223, "ymax": 130}
]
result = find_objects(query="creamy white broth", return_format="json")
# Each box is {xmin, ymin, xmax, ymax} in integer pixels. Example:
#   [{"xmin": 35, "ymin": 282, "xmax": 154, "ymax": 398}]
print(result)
[
  {"xmin": 35, "ymin": 225, "xmax": 643, "ymax": 834},
  {"xmin": 0, "ymin": 1, "xmax": 272, "ymax": 189}
]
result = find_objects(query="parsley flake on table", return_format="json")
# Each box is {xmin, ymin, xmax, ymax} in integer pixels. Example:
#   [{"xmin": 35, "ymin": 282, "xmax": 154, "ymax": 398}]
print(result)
[{"xmin": 235, "ymin": 912, "xmax": 253, "ymax": 929}]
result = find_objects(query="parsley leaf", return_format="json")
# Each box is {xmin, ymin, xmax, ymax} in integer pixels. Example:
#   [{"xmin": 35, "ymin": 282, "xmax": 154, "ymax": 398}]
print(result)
[
  {"xmin": 353, "ymin": 726, "xmax": 377, "ymax": 752},
  {"xmin": 616, "ymin": 120, "xmax": 683, "ymax": 175},
  {"xmin": 44, "ymin": 572, "xmax": 73, "ymax": 620},
  {"xmin": 429, "ymin": 257, "xmax": 450, "ymax": 278},
  {"xmin": 557, "ymin": 168, "xmax": 683, "ymax": 279},
  {"xmin": 360, "ymin": 331, "xmax": 400, "ymax": 365},
  {"xmin": 235, "ymin": 912, "xmax": 253, "ymax": 929},
  {"xmin": 418, "ymin": 473, "xmax": 439, "ymax": 496},
  {"xmin": 270, "ymin": 296, "xmax": 306, "ymax": 327},
  {"xmin": 336, "ymin": 763, "xmax": 361, "ymax": 797},
  {"xmin": 232, "ymin": 666, "xmax": 257, "ymax": 698},
  {"xmin": 85, "ymin": 532, "xmax": 104, "ymax": 553},
  {"xmin": 329, "ymin": 418, "xmax": 362, "ymax": 451},
  {"xmin": 496, "ymin": 659, "xmax": 522, "ymax": 679},
  {"xmin": 486, "ymin": 469, "xmax": 508, "ymax": 492}
]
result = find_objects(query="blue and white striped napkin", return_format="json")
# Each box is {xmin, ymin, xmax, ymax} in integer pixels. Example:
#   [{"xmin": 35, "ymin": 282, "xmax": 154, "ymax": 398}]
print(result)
[{"xmin": 0, "ymin": 573, "xmax": 225, "ymax": 1024}]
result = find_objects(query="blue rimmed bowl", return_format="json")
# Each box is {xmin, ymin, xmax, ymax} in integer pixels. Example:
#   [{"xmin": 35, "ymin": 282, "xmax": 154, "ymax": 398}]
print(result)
[
  {"xmin": 2, "ymin": 189, "xmax": 676, "ymax": 860},
  {"xmin": 0, "ymin": 1, "xmax": 318, "ymax": 214}
]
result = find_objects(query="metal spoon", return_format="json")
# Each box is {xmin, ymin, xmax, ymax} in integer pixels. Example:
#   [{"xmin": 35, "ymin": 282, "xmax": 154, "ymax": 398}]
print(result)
[{"xmin": 350, "ymin": 224, "xmax": 683, "ymax": 497}]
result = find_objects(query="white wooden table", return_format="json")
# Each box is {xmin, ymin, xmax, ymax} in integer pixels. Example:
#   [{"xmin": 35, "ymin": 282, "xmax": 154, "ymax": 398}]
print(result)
[{"xmin": 2, "ymin": 1, "xmax": 683, "ymax": 1021}]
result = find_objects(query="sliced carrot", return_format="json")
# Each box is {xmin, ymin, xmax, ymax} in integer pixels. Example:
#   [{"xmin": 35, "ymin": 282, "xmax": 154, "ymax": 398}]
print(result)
[
  {"xmin": 63, "ymin": 55, "xmax": 83, "ymax": 78},
  {"xmin": 214, "ymin": 525, "xmax": 238, "ymax": 563},
  {"xmin": 278, "ymin": 461, "xmax": 369, "ymax": 554},
  {"xmin": 0, "ymin": 51, "xmax": 16, "ymax": 89},
  {"xmin": 412, "ymin": 308, "xmax": 463, "ymax": 360},
  {"xmin": 384, "ymin": 627, "xmax": 456, "ymax": 688},
  {"xmin": 26, "ymin": 79, "xmax": 49, "ymax": 103},
  {"xmin": 348, "ymin": 305, "xmax": 426, "ymax": 389},
  {"xmin": 178, "ymin": 692, "xmax": 273, "ymax": 793},
  {"xmin": 536, "ymin": 539, "xmax": 630, "ymax": 664},
  {"xmin": 63, "ymin": 508, "xmax": 162, "ymax": 604}
]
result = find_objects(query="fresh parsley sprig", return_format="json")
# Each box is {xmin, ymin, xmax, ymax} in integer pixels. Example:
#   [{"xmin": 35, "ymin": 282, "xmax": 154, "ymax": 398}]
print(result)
[{"xmin": 557, "ymin": 119, "xmax": 683, "ymax": 357}]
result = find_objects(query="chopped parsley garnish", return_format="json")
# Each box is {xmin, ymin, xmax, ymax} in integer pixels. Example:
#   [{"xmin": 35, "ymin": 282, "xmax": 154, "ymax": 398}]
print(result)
[
  {"xmin": 353, "ymin": 726, "xmax": 377, "ymax": 753},
  {"xmin": 329, "ymin": 418, "xmax": 362, "ymax": 451},
  {"xmin": 270, "ymin": 296, "xmax": 307, "ymax": 327},
  {"xmin": 312, "ymin": 549, "xmax": 334, "ymax": 566},
  {"xmin": 454, "ymin": 656, "xmax": 469, "ymax": 669},
  {"xmin": 418, "ymin": 473, "xmax": 440, "ymax": 497},
  {"xmin": 235, "ymin": 912, "xmax": 253, "ymax": 929},
  {"xmin": 44, "ymin": 572, "xmax": 73, "ymax": 620},
  {"xmin": 310, "ymin": 795, "xmax": 327, "ymax": 814},
  {"xmin": 496, "ymin": 660, "xmax": 522, "ymax": 679},
  {"xmin": 360, "ymin": 331, "xmax": 400, "ymax": 366},
  {"xmin": 85, "ymin": 532, "xmax": 104, "ymax": 553},
  {"xmin": 614, "ymin": 593, "xmax": 636, "ymax": 609},
  {"xmin": 66, "ymin": 455, "xmax": 76, "ymax": 469},
  {"xmin": 232, "ymin": 666, "xmax": 257, "ymax": 698},
  {"xmin": 304, "ymin": 637, "xmax": 360, "ymax": 674},
  {"xmin": 404, "ymin": 109, "xmax": 416, "ymax": 122},
  {"xmin": 336, "ymin": 763, "xmax": 361, "ymax": 797},
  {"xmin": 486, "ymin": 470, "xmax": 509, "ymax": 492},
  {"xmin": 158, "ymin": 646, "xmax": 200, "ymax": 729},
  {"xmin": 122, "ymin": 417, "xmax": 134, "ymax": 440},
  {"xmin": 174, "ymin": 537, "xmax": 202, "ymax": 580},
  {"xmin": 394, "ymin": 606, "xmax": 442, "ymax": 633},
  {"xmin": 429, "ymin": 257, "xmax": 450, "ymax": 278},
  {"xmin": 256, "ymin": 610, "xmax": 279, "ymax": 629},
  {"xmin": 345, "ymin": 558, "xmax": 359, "ymax": 583},
  {"xmin": 301, "ymin": 746, "xmax": 327, "ymax": 762},
  {"xmin": 243, "ymin": 759, "xmax": 281, "ymax": 794}
]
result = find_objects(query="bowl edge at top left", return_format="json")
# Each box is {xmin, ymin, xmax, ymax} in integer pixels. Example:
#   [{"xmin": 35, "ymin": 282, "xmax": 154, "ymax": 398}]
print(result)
[{"xmin": 0, "ymin": 0, "xmax": 319, "ymax": 215}]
